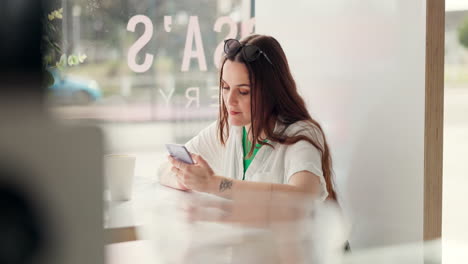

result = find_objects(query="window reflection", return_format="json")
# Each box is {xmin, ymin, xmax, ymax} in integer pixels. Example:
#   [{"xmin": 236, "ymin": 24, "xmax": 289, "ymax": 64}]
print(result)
[{"xmin": 46, "ymin": 0, "xmax": 253, "ymax": 129}]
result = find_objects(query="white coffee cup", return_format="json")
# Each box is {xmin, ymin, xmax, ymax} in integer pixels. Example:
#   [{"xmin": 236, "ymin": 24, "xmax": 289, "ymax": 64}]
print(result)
[{"xmin": 104, "ymin": 154, "xmax": 136, "ymax": 201}]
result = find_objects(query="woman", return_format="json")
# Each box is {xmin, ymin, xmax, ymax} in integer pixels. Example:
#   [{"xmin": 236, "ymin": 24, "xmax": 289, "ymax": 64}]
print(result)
[{"xmin": 161, "ymin": 34, "xmax": 337, "ymax": 204}]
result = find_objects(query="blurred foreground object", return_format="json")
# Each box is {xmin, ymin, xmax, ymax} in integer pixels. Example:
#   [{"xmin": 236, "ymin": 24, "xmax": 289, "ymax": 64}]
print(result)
[
  {"xmin": 1, "ymin": 1, "xmax": 105, "ymax": 263},
  {"xmin": 0, "ymin": 115, "xmax": 104, "ymax": 264},
  {"xmin": 0, "ymin": 0, "xmax": 46, "ymax": 101}
]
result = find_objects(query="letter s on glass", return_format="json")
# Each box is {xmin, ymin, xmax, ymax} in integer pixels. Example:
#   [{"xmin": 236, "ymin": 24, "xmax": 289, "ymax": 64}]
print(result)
[
  {"xmin": 127, "ymin": 15, "xmax": 154, "ymax": 73},
  {"xmin": 213, "ymin": 16, "xmax": 237, "ymax": 69}
]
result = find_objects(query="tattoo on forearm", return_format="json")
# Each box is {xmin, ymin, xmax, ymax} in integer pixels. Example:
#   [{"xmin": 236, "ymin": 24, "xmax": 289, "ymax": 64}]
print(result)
[{"xmin": 219, "ymin": 179, "xmax": 233, "ymax": 192}]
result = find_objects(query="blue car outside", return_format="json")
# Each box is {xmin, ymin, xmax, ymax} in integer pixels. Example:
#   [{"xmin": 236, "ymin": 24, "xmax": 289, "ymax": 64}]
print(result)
[{"xmin": 48, "ymin": 69, "xmax": 102, "ymax": 104}]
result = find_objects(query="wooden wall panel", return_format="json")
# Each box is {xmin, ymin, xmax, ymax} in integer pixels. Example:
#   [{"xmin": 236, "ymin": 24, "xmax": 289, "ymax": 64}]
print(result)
[{"xmin": 424, "ymin": 0, "xmax": 445, "ymax": 241}]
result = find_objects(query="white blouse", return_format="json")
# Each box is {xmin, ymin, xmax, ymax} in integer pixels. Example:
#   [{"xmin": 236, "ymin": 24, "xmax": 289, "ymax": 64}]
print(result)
[{"xmin": 185, "ymin": 120, "xmax": 328, "ymax": 201}]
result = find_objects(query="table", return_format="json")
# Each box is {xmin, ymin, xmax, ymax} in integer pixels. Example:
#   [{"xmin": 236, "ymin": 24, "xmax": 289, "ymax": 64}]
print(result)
[
  {"xmin": 106, "ymin": 238, "xmax": 468, "ymax": 264},
  {"xmin": 105, "ymin": 175, "xmax": 286, "ymax": 263},
  {"xmin": 104, "ymin": 176, "xmax": 468, "ymax": 264},
  {"xmin": 104, "ymin": 175, "xmax": 338, "ymax": 264}
]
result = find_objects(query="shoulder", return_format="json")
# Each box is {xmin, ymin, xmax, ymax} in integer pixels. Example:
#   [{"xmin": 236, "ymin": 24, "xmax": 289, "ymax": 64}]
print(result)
[
  {"xmin": 197, "ymin": 121, "xmax": 220, "ymax": 139},
  {"xmin": 185, "ymin": 121, "xmax": 221, "ymax": 151},
  {"xmin": 281, "ymin": 120, "xmax": 325, "ymax": 144},
  {"xmin": 280, "ymin": 122, "xmax": 326, "ymax": 187}
]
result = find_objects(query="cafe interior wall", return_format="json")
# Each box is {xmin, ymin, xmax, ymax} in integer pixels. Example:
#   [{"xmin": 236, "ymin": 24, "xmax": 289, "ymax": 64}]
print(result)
[{"xmin": 255, "ymin": 0, "xmax": 426, "ymax": 249}]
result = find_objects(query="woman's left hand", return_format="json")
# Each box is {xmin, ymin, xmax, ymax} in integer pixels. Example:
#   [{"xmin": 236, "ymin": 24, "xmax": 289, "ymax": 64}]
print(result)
[{"xmin": 168, "ymin": 153, "xmax": 216, "ymax": 192}]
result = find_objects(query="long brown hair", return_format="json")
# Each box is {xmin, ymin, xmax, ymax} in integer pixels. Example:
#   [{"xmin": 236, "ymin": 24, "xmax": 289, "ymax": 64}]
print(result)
[{"xmin": 218, "ymin": 34, "xmax": 337, "ymax": 201}]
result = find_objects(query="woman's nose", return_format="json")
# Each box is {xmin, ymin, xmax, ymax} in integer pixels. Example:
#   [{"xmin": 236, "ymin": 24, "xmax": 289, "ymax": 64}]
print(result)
[{"xmin": 227, "ymin": 91, "xmax": 238, "ymax": 106}]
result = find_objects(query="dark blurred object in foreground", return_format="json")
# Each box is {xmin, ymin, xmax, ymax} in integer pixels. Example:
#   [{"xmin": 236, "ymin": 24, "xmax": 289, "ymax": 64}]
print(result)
[
  {"xmin": 0, "ymin": 2, "xmax": 105, "ymax": 264},
  {"xmin": 0, "ymin": 0, "xmax": 47, "ymax": 100},
  {"xmin": 0, "ymin": 115, "xmax": 105, "ymax": 264},
  {"xmin": 0, "ymin": 176, "xmax": 44, "ymax": 264}
]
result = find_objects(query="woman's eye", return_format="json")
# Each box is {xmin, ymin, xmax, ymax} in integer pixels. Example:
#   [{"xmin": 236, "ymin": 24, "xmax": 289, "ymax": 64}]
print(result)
[
  {"xmin": 222, "ymin": 86, "xmax": 230, "ymax": 90},
  {"xmin": 239, "ymin": 91, "xmax": 249, "ymax": 95}
]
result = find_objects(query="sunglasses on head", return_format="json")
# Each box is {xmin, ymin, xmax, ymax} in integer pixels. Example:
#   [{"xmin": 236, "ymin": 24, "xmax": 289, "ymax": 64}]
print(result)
[{"xmin": 223, "ymin": 39, "xmax": 273, "ymax": 65}]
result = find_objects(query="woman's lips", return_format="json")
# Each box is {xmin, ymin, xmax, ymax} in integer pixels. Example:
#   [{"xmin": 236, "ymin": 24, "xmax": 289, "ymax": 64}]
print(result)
[{"xmin": 229, "ymin": 111, "xmax": 241, "ymax": 115}]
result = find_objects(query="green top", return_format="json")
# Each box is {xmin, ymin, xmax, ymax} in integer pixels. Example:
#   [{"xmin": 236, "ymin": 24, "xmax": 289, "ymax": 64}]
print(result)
[{"xmin": 242, "ymin": 127, "xmax": 264, "ymax": 180}]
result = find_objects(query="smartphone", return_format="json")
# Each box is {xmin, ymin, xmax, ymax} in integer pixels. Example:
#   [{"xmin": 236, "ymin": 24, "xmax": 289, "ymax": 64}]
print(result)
[{"xmin": 165, "ymin": 144, "xmax": 194, "ymax": 164}]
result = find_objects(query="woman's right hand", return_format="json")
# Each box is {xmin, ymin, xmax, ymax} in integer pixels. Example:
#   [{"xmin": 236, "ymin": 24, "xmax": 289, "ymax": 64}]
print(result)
[{"xmin": 158, "ymin": 161, "xmax": 191, "ymax": 191}]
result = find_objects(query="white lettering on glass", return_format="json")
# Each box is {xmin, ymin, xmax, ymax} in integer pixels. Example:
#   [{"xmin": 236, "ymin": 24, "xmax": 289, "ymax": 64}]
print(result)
[
  {"xmin": 241, "ymin": 17, "xmax": 256, "ymax": 38},
  {"xmin": 185, "ymin": 87, "xmax": 200, "ymax": 108},
  {"xmin": 181, "ymin": 16, "xmax": 207, "ymax": 72},
  {"xmin": 159, "ymin": 88, "xmax": 175, "ymax": 106},
  {"xmin": 127, "ymin": 15, "xmax": 154, "ymax": 73},
  {"xmin": 213, "ymin": 16, "xmax": 238, "ymax": 69},
  {"xmin": 164, "ymin": 16, "xmax": 172, "ymax": 32},
  {"xmin": 209, "ymin": 86, "xmax": 219, "ymax": 108}
]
